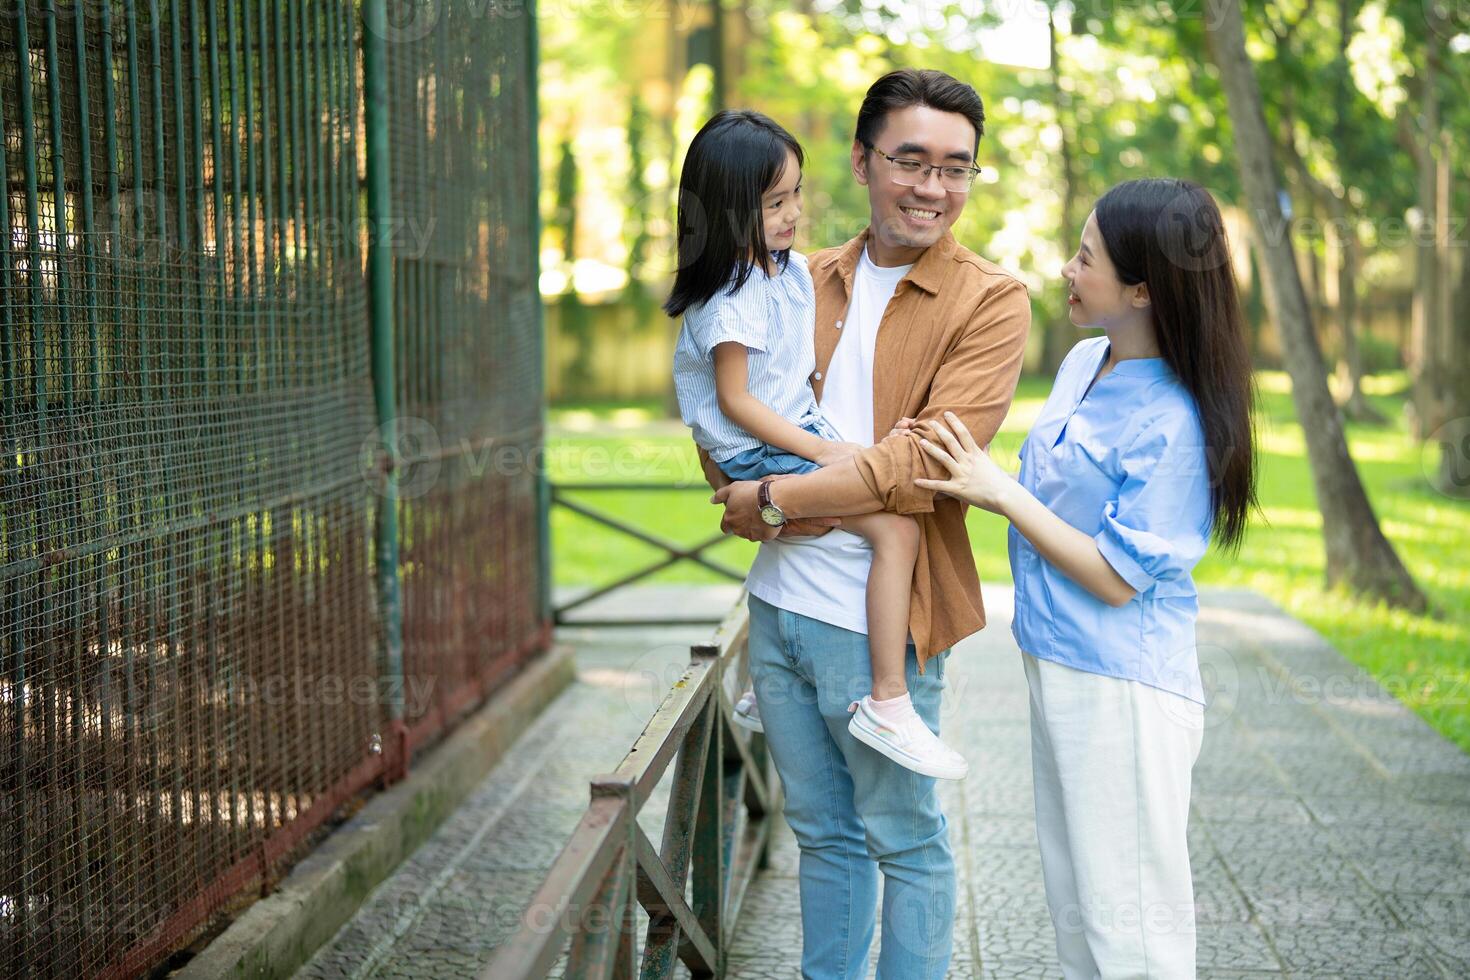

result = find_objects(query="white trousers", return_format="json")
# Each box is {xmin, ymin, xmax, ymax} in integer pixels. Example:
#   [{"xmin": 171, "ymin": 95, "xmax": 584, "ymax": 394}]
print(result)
[{"xmin": 1023, "ymin": 653, "xmax": 1205, "ymax": 980}]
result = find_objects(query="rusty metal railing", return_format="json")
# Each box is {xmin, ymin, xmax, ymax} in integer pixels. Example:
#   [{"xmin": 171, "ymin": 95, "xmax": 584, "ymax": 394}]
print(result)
[
  {"xmin": 484, "ymin": 597, "xmax": 777, "ymax": 978},
  {"xmin": 551, "ymin": 482, "xmax": 744, "ymax": 627}
]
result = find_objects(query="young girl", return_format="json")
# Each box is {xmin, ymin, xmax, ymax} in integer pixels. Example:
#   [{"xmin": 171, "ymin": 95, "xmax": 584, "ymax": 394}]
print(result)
[
  {"xmin": 913, "ymin": 179, "xmax": 1256, "ymax": 975},
  {"xmin": 667, "ymin": 109, "xmax": 967, "ymax": 780}
]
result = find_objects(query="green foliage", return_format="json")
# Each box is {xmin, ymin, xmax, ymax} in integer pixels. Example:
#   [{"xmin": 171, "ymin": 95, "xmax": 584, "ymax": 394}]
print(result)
[
  {"xmin": 537, "ymin": 0, "xmax": 1464, "ymax": 340},
  {"xmin": 1356, "ymin": 329, "xmax": 1405, "ymax": 374}
]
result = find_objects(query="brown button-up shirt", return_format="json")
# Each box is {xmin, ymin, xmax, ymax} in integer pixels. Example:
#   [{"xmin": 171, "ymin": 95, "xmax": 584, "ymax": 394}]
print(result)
[{"xmin": 811, "ymin": 227, "xmax": 1031, "ymax": 670}]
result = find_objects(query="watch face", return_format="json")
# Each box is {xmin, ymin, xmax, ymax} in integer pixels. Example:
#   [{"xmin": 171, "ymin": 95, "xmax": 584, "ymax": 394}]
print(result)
[{"xmin": 760, "ymin": 504, "xmax": 785, "ymax": 526}]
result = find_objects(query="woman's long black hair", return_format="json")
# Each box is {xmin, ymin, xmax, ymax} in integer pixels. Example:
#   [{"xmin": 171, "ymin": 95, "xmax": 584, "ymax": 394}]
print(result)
[
  {"xmin": 1094, "ymin": 178, "xmax": 1258, "ymax": 551},
  {"xmin": 662, "ymin": 110, "xmax": 803, "ymax": 318}
]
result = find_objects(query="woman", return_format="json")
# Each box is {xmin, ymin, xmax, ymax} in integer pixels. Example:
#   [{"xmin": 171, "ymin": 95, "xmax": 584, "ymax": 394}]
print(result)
[{"xmin": 913, "ymin": 178, "xmax": 1256, "ymax": 978}]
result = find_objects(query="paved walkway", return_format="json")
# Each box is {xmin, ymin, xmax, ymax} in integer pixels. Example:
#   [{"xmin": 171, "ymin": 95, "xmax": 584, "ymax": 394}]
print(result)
[{"xmin": 296, "ymin": 585, "xmax": 1470, "ymax": 978}]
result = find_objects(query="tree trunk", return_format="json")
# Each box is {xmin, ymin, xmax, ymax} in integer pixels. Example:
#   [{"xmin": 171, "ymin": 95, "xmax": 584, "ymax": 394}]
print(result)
[
  {"xmin": 1432, "ymin": 131, "xmax": 1454, "ymax": 419},
  {"xmin": 1409, "ymin": 31, "xmax": 1444, "ymax": 441},
  {"xmin": 1302, "ymin": 194, "xmax": 1325, "ymax": 320},
  {"xmin": 1204, "ymin": 0, "xmax": 1427, "ymax": 611},
  {"xmin": 1042, "ymin": 5, "xmax": 1079, "ymax": 374},
  {"xmin": 1245, "ymin": 243, "xmax": 1267, "ymax": 352},
  {"xmin": 1275, "ymin": 100, "xmax": 1383, "ymax": 423},
  {"xmin": 1329, "ymin": 215, "xmax": 1382, "ymax": 422},
  {"xmin": 1437, "ymin": 152, "xmax": 1470, "ymax": 498},
  {"xmin": 709, "ymin": 0, "xmax": 726, "ymax": 111},
  {"xmin": 664, "ymin": 0, "xmax": 686, "ymax": 419},
  {"xmin": 1326, "ymin": 0, "xmax": 1380, "ymax": 423}
]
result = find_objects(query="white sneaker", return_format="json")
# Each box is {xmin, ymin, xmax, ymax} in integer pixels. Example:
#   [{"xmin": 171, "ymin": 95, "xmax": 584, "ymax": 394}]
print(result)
[
  {"xmin": 732, "ymin": 689, "xmax": 764, "ymax": 733},
  {"xmin": 846, "ymin": 696, "xmax": 968, "ymax": 780}
]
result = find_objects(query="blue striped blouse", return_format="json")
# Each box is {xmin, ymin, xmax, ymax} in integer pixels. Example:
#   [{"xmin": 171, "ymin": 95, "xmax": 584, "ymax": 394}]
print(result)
[{"xmin": 673, "ymin": 251, "xmax": 823, "ymax": 462}]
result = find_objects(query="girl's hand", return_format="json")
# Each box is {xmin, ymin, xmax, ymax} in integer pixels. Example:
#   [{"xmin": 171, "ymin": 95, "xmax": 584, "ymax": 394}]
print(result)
[
  {"xmin": 815, "ymin": 440, "xmax": 865, "ymax": 467},
  {"xmin": 913, "ymin": 411, "xmax": 1018, "ymax": 515},
  {"xmin": 887, "ymin": 416, "xmax": 919, "ymax": 439}
]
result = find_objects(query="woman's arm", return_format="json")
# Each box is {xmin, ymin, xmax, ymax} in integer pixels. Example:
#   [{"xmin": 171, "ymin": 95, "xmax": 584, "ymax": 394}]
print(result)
[
  {"xmin": 713, "ymin": 342, "xmax": 858, "ymax": 466},
  {"xmin": 990, "ymin": 478, "xmax": 1137, "ymax": 607},
  {"xmin": 915, "ymin": 412, "xmax": 1136, "ymax": 607}
]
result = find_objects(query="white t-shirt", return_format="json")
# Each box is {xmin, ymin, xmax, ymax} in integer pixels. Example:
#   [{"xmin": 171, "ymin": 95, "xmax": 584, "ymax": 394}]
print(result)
[{"xmin": 744, "ymin": 244, "xmax": 913, "ymax": 635}]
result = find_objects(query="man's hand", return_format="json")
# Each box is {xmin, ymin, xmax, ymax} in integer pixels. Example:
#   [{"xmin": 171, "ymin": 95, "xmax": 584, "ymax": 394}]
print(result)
[
  {"xmin": 710, "ymin": 474, "xmax": 839, "ymax": 541},
  {"xmin": 886, "ymin": 416, "xmax": 919, "ymax": 439},
  {"xmin": 711, "ymin": 479, "xmax": 781, "ymax": 542}
]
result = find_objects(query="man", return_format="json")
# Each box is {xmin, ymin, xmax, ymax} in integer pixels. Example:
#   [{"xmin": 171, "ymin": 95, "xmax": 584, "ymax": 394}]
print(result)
[{"xmin": 703, "ymin": 69, "xmax": 1031, "ymax": 978}]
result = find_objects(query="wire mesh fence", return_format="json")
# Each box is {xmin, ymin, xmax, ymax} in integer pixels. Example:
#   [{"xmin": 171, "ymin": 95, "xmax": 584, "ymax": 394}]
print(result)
[
  {"xmin": 0, "ymin": 2, "xmax": 545, "ymax": 976},
  {"xmin": 381, "ymin": 0, "xmax": 545, "ymax": 740}
]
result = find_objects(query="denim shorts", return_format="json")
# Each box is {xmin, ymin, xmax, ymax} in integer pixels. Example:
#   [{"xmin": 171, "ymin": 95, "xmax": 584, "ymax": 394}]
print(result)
[{"xmin": 718, "ymin": 416, "xmax": 839, "ymax": 481}]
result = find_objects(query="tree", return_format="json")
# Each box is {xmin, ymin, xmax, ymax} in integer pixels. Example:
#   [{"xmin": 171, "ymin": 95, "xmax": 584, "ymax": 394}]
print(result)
[
  {"xmin": 554, "ymin": 138, "xmax": 594, "ymax": 395},
  {"xmin": 1398, "ymin": 0, "xmax": 1470, "ymax": 496},
  {"xmin": 1205, "ymin": 0, "xmax": 1427, "ymax": 610},
  {"xmin": 1041, "ymin": 2, "xmax": 1081, "ymax": 374},
  {"xmin": 1261, "ymin": 0, "xmax": 1387, "ymax": 422}
]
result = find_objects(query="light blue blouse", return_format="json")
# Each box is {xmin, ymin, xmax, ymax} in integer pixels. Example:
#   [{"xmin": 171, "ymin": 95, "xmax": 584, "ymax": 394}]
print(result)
[
  {"xmin": 1009, "ymin": 336, "xmax": 1214, "ymax": 704},
  {"xmin": 672, "ymin": 251, "xmax": 823, "ymax": 462}
]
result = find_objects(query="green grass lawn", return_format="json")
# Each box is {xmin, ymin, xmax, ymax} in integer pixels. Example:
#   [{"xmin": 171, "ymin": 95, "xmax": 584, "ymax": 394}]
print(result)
[{"xmin": 548, "ymin": 372, "xmax": 1470, "ymax": 754}]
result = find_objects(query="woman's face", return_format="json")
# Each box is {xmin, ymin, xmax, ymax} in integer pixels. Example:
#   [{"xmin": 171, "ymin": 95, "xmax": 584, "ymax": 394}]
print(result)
[
  {"xmin": 762, "ymin": 148, "xmax": 803, "ymax": 251},
  {"xmin": 1061, "ymin": 211, "xmax": 1145, "ymax": 329}
]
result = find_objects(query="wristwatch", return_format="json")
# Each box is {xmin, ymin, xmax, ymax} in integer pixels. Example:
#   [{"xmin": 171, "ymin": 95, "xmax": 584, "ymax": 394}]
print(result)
[{"xmin": 757, "ymin": 480, "xmax": 786, "ymax": 527}]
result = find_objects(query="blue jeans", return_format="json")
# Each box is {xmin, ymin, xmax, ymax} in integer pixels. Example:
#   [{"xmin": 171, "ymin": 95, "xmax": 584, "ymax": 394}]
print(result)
[
  {"xmin": 718, "ymin": 417, "xmax": 837, "ymax": 481},
  {"xmin": 748, "ymin": 593, "xmax": 955, "ymax": 979}
]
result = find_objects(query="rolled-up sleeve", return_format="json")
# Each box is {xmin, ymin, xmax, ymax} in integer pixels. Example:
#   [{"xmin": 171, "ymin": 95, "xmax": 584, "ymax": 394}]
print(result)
[
  {"xmin": 1094, "ymin": 407, "xmax": 1213, "ymax": 592},
  {"xmin": 854, "ymin": 279, "xmax": 1031, "ymax": 516}
]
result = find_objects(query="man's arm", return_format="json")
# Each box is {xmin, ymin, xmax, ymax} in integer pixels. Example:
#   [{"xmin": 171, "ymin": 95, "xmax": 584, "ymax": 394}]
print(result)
[
  {"xmin": 759, "ymin": 279, "xmax": 1032, "ymax": 523},
  {"xmin": 695, "ymin": 447, "xmax": 840, "ymax": 538}
]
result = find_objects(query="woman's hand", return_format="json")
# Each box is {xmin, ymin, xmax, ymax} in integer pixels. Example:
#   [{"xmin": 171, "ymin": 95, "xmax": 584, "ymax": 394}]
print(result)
[
  {"xmin": 815, "ymin": 440, "xmax": 865, "ymax": 467},
  {"xmin": 887, "ymin": 416, "xmax": 918, "ymax": 439},
  {"xmin": 913, "ymin": 411, "xmax": 1018, "ymax": 515}
]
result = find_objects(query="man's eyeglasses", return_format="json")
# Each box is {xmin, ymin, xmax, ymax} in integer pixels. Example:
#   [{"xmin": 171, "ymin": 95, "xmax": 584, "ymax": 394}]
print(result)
[{"xmin": 864, "ymin": 142, "xmax": 981, "ymax": 193}]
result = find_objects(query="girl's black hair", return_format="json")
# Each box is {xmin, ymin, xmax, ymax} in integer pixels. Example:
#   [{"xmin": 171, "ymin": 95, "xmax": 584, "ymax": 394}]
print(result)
[
  {"xmin": 662, "ymin": 110, "xmax": 803, "ymax": 318},
  {"xmin": 1093, "ymin": 178, "xmax": 1258, "ymax": 552}
]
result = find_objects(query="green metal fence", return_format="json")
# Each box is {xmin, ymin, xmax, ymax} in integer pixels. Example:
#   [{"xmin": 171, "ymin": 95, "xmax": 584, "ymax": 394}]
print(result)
[{"xmin": 0, "ymin": 2, "xmax": 546, "ymax": 975}]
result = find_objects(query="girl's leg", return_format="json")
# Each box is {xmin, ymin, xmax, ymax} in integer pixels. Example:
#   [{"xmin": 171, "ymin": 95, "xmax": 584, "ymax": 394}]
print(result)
[{"xmin": 838, "ymin": 511, "xmax": 920, "ymax": 701}]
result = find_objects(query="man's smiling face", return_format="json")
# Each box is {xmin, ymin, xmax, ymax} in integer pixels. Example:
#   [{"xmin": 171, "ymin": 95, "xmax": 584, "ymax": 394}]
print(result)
[{"xmin": 851, "ymin": 104, "xmax": 977, "ymax": 263}]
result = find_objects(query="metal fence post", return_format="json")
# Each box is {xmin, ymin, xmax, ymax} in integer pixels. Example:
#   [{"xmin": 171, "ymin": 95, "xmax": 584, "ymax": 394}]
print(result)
[
  {"xmin": 690, "ymin": 646, "xmax": 724, "ymax": 979},
  {"xmin": 527, "ymin": 0, "xmax": 553, "ymax": 636},
  {"xmin": 362, "ymin": 0, "xmax": 408, "ymax": 782}
]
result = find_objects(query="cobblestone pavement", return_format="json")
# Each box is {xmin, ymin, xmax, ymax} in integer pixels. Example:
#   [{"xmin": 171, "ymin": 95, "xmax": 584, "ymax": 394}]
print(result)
[{"xmin": 296, "ymin": 585, "xmax": 1470, "ymax": 979}]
